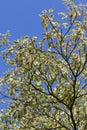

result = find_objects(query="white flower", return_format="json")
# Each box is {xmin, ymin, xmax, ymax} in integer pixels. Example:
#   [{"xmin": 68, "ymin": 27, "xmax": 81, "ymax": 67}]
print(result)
[{"xmin": 36, "ymin": 81, "xmax": 42, "ymax": 86}]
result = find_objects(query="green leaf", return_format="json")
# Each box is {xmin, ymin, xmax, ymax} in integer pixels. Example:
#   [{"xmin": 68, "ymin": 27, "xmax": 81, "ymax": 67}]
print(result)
[{"xmin": 48, "ymin": 8, "xmax": 54, "ymax": 13}]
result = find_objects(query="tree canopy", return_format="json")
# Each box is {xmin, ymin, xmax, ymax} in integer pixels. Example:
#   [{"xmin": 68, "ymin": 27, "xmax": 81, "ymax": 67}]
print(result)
[{"xmin": 0, "ymin": 0, "xmax": 87, "ymax": 130}]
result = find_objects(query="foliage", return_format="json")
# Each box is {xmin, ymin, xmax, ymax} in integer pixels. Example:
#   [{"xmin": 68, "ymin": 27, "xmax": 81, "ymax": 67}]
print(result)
[{"xmin": 0, "ymin": 0, "xmax": 87, "ymax": 130}]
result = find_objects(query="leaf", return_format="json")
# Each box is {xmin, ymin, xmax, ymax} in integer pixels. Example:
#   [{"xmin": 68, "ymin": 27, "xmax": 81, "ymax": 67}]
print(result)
[
  {"xmin": 84, "ymin": 17, "xmax": 87, "ymax": 24},
  {"xmin": 48, "ymin": 8, "xmax": 54, "ymax": 13}
]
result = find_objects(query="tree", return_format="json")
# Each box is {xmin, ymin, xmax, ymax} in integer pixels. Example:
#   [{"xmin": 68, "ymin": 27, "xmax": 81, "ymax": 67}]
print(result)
[{"xmin": 0, "ymin": 0, "xmax": 87, "ymax": 130}]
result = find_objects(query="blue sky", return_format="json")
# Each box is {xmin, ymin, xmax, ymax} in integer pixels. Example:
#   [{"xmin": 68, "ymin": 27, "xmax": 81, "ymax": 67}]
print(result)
[
  {"xmin": 0, "ymin": 0, "xmax": 64, "ymax": 75},
  {"xmin": 0, "ymin": 0, "xmax": 63, "ymax": 38}
]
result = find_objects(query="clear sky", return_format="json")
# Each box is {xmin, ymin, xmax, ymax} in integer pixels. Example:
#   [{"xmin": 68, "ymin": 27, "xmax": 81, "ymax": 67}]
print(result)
[
  {"xmin": 0, "ymin": 0, "xmax": 64, "ymax": 38},
  {"xmin": 0, "ymin": 0, "xmax": 64, "ymax": 75}
]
